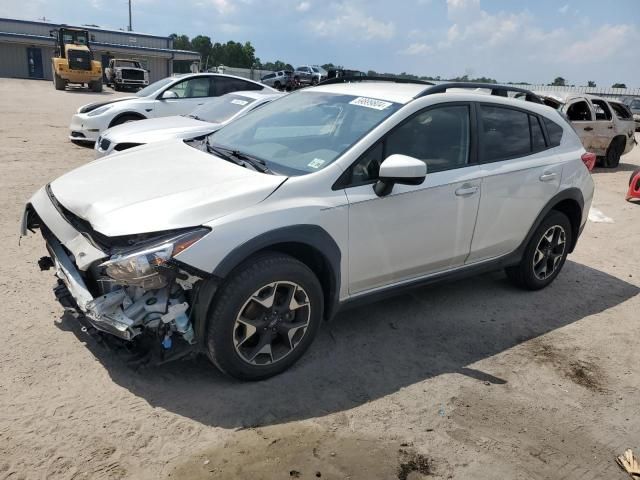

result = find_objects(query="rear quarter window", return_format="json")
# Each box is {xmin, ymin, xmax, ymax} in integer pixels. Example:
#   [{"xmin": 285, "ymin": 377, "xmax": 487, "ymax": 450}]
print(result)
[{"xmin": 543, "ymin": 117, "xmax": 564, "ymax": 147}]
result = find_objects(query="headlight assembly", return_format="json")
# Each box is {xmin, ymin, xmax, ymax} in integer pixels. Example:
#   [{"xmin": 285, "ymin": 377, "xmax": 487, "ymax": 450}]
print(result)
[{"xmin": 100, "ymin": 228, "xmax": 209, "ymax": 289}]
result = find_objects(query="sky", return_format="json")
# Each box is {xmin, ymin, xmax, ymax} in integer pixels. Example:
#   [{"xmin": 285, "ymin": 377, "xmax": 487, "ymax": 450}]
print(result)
[{"xmin": 2, "ymin": 0, "xmax": 639, "ymax": 87}]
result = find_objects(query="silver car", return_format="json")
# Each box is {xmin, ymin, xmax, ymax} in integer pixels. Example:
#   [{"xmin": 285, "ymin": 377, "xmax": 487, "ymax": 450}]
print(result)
[
  {"xmin": 23, "ymin": 81, "xmax": 594, "ymax": 381},
  {"xmin": 95, "ymin": 91, "xmax": 284, "ymax": 157},
  {"xmin": 260, "ymin": 70, "xmax": 292, "ymax": 90}
]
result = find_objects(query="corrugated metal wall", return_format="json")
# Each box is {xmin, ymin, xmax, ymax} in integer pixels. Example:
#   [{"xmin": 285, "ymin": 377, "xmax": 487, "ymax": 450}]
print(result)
[{"xmin": 0, "ymin": 43, "xmax": 55, "ymax": 80}]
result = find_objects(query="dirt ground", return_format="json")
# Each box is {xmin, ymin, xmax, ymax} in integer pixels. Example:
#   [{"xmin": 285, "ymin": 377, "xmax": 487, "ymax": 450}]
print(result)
[{"xmin": 0, "ymin": 78, "xmax": 638, "ymax": 480}]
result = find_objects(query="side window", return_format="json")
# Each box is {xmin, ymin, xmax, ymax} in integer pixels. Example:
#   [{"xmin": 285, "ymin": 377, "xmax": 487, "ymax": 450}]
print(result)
[
  {"xmin": 479, "ymin": 105, "xmax": 530, "ymax": 161},
  {"xmin": 543, "ymin": 117, "xmax": 563, "ymax": 147},
  {"xmin": 609, "ymin": 102, "xmax": 632, "ymax": 120},
  {"xmin": 167, "ymin": 77, "xmax": 211, "ymax": 98},
  {"xmin": 215, "ymin": 78, "xmax": 263, "ymax": 96},
  {"xmin": 566, "ymin": 101, "xmax": 592, "ymax": 121},
  {"xmin": 343, "ymin": 142, "xmax": 384, "ymax": 187},
  {"xmin": 591, "ymin": 99, "xmax": 612, "ymax": 121},
  {"xmin": 386, "ymin": 105, "xmax": 471, "ymax": 173},
  {"xmin": 530, "ymin": 115, "xmax": 546, "ymax": 151}
]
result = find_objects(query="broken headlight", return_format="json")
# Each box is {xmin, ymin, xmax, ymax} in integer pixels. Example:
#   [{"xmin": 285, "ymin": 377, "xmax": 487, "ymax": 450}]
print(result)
[{"xmin": 100, "ymin": 228, "xmax": 209, "ymax": 289}]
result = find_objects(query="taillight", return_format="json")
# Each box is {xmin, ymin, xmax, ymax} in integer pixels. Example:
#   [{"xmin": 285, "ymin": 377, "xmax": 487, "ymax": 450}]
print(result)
[{"xmin": 581, "ymin": 152, "xmax": 596, "ymax": 171}]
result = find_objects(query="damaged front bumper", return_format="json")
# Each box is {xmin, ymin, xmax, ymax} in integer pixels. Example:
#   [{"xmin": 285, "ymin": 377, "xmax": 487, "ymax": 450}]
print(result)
[{"xmin": 22, "ymin": 186, "xmax": 206, "ymax": 346}]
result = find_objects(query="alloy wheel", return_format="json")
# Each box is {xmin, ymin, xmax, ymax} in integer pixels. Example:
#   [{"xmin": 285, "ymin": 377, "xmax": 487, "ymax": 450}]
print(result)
[
  {"xmin": 532, "ymin": 225, "xmax": 566, "ymax": 280},
  {"xmin": 233, "ymin": 281, "xmax": 311, "ymax": 366}
]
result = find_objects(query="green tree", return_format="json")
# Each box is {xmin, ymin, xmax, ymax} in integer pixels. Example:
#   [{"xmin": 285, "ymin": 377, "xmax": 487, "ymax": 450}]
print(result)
[
  {"xmin": 550, "ymin": 77, "xmax": 566, "ymax": 86},
  {"xmin": 612, "ymin": 83, "xmax": 627, "ymax": 88},
  {"xmin": 587, "ymin": 80, "xmax": 596, "ymax": 87},
  {"xmin": 169, "ymin": 33, "xmax": 191, "ymax": 50},
  {"xmin": 191, "ymin": 35, "xmax": 213, "ymax": 68}
]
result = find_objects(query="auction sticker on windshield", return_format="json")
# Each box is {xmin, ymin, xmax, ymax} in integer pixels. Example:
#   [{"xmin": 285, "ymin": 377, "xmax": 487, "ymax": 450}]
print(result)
[
  {"xmin": 349, "ymin": 97, "xmax": 393, "ymax": 110},
  {"xmin": 231, "ymin": 99, "xmax": 249, "ymax": 106},
  {"xmin": 308, "ymin": 158, "xmax": 326, "ymax": 169}
]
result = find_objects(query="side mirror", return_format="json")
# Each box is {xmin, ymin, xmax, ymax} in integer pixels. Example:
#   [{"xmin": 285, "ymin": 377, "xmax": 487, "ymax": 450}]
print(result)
[
  {"xmin": 161, "ymin": 90, "xmax": 178, "ymax": 100},
  {"xmin": 374, "ymin": 154, "xmax": 426, "ymax": 197}
]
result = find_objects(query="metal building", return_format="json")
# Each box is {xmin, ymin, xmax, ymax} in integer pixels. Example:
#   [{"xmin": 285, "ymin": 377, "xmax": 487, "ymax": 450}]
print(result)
[{"xmin": 0, "ymin": 17, "xmax": 200, "ymax": 83}]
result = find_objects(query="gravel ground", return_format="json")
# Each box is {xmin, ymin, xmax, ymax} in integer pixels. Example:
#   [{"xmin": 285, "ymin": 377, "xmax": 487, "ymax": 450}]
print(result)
[{"xmin": 1, "ymin": 78, "xmax": 639, "ymax": 480}]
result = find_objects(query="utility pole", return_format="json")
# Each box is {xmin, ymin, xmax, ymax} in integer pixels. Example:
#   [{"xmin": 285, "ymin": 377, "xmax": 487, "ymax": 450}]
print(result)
[{"xmin": 128, "ymin": 0, "xmax": 132, "ymax": 31}]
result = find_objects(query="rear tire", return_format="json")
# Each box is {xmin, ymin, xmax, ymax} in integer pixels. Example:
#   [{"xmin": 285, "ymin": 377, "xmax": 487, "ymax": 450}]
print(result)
[
  {"xmin": 505, "ymin": 211, "xmax": 572, "ymax": 290},
  {"xmin": 205, "ymin": 253, "xmax": 323, "ymax": 380},
  {"xmin": 603, "ymin": 137, "xmax": 624, "ymax": 168},
  {"xmin": 53, "ymin": 72, "xmax": 65, "ymax": 90},
  {"xmin": 89, "ymin": 78, "xmax": 103, "ymax": 92}
]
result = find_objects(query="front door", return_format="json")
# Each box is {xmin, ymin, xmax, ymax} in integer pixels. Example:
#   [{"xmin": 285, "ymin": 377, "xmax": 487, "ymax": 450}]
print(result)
[
  {"xmin": 153, "ymin": 75, "xmax": 213, "ymax": 117},
  {"xmin": 344, "ymin": 104, "xmax": 481, "ymax": 294},
  {"xmin": 27, "ymin": 48, "xmax": 43, "ymax": 79}
]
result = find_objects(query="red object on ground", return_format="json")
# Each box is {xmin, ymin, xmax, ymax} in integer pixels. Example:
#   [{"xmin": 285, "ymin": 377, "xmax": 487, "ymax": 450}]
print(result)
[
  {"xmin": 627, "ymin": 168, "xmax": 640, "ymax": 201},
  {"xmin": 581, "ymin": 152, "xmax": 596, "ymax": 171}
]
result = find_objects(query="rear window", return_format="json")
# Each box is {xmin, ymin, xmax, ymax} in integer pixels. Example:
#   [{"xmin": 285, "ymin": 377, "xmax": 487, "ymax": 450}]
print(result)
[
  {"xmin": 543, "ymin": 117, "xmax": 564, "ymax": 147},
  {"xmin": 610, "ymin": 102, "xmax": 632, "ymax": 120}
]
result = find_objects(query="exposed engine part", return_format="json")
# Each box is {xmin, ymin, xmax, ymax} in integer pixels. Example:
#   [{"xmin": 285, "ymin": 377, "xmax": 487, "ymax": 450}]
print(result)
[{"xmin": 161, "ymin": 301, "xmax": 195, "ymax": 344}]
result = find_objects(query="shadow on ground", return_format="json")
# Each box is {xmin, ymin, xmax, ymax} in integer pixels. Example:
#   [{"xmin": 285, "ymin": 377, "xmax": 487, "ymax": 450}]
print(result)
[
  {"xmin": 56, "ymin": 260, "xmax": 638, "ymax": 429},
  {"xmin": 592, "ymin": 162, "xmax": 639, "ymax": 174}
]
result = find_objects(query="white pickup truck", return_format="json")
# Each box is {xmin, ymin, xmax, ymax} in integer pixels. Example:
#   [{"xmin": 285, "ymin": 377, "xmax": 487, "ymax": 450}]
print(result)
[{"xmin": 105, "ymin": 58, "xmax": 149, "ymax": 91}]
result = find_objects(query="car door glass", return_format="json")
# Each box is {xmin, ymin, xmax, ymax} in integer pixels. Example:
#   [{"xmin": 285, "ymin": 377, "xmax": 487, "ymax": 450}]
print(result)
[
  {"xmin": 610, "ymin": 102, "xmax": 632, "ymax": 120},
  {"xmin": 480, "ymin": 105, "xmax": 531, "ymax": 162},
  {"xmin": 215, "ymin": 78, "xmax": 262, "ymax": 96},
  {"xmin": 386, "ymin": 105, "xmax": 470, "ymax": 173},
  {"xmin": 530, "ymin": 115, "xmax": 546, "ymax": 151},
  {"xmin": 543, "ymin": 117, "xmax": 563, "ymax": 147},
  {"xmin": 566, "ymin": 101, "xmax": 592, "ymax": 121},
  {"xmin": 166, "ymin": 77, "xmax": 210, "ymax": 98},
  {"xmin": 591, "ymin": 99, "xmax": 612, "ymax": 121}
]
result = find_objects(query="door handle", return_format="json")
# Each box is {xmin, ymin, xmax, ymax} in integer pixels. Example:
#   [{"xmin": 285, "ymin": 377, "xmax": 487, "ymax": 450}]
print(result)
[
  {"xmin": 608, "ymin": 125, "xmax": 613, "ymax": 129},
  {"xmin": 539, "ymin": 172, "xmax": 558, "ymax": 182},
  {"xmin": 455, "ymin": 184, "xmax": 479, "ymax": 197},
  {"xmin": 583, "ymin": 127, "xmax": 593, "ymax": 131}
]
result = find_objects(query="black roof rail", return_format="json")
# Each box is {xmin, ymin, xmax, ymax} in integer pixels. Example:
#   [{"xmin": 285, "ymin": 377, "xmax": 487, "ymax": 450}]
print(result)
[
  {"xmin": 319, "ymin": 76, "xmax": 434, "ymax": 86},
  {"xmin": 416, "ymin": 82, "xmax": 543, "ymax": 104}
]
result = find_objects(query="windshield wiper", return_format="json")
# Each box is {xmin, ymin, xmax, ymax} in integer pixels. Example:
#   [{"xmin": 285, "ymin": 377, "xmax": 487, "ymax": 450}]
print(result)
[{"xmin": 205, "ymin": 140, "xmax": 272, "ymax": 174}]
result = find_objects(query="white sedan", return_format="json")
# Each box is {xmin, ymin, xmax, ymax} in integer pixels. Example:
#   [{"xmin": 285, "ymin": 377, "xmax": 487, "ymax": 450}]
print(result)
[
  {"xmin": 69, "ymin": 73, "xmax": 275, "ymax": 143},
  {"xmin": 94, "ymin": 91, "xmax": 284, "ymax": 158}
]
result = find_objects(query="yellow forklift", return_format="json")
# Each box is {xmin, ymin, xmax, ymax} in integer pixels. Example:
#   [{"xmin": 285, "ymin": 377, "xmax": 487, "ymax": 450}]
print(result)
[{"xmin": 50, "ymin": 27, "xmax": 103, "ymax": 92}]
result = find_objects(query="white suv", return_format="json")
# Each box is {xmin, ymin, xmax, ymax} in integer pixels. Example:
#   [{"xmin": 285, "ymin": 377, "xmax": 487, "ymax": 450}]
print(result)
[{"xmin": 23, "ymin": 80, "xmax": 594, "ymax": 380}]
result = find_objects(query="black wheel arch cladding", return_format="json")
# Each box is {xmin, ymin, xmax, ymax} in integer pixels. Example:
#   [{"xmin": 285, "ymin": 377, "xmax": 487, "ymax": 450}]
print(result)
[{"xmin": 211, "ymin": 225, "xmax": 342, "ymax": 321}]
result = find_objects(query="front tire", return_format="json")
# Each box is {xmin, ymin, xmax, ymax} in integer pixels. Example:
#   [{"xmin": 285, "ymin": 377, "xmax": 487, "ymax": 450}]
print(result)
[
  {"xmin": 53, "ymin": 72, "xmax": 65, "ymax": 90},
  {"xmin": 205, "ymin": 253, "xmax": 323, "ymax": 380},
  {"xmin": 505, "ymin": 210, "xmax": 572, "ymax": 290},
  {"xmin": 109, "ymin": 114, "xmax": 143, "ymax": 127}
]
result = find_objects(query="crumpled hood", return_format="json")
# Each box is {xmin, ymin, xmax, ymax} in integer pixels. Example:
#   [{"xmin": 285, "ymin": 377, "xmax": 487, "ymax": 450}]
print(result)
[
  {"xmin": 78, "ymin": 96, "xmax": 138, "ymax": 114},
  {"xmin": 50, "ymin": 140, "xmax": 286, "ymax": 237},
  {"xmin": 103, "ymin": 116, "xmax": 219, "ymax": 144}
]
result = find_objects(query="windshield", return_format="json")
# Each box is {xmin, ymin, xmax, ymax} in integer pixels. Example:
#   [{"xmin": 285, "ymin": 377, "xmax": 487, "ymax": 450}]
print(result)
[
  {"xmin": 136, "ymin": 77, "xmax": 176, "ymax": 97},
  {"xmin": 189, "ymin": 94, "xmax": 256, "ymax": 123},
  {"xmin": 116, "ymin": 60, "xmax": 139, "ymax": 68},
  {"xmin": 630, "ymin": 99, "xmax": 640, "ymax": 110},
  {"xmin": 207, "ymin": 91, "xmax": 401, "ymax": 175}
]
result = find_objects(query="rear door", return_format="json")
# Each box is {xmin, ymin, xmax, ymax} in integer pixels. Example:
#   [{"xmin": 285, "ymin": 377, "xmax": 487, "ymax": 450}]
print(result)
[
  {"xmin": 588, "ymin": 98, "xmax": 615, "ymax": 155},
  {"xmin": 564, "ymin": 98, "xmax": 596, "ymax": 152},
  {"xmin": 467, "ymin": 104, "xmax": 562, "ymax": 263}
]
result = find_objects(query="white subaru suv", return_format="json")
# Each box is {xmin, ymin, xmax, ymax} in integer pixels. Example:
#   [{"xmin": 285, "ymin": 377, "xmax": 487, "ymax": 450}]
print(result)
[{"xmin": 23, "ymin": 79, "xmax": 594, "ymax": 380}]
